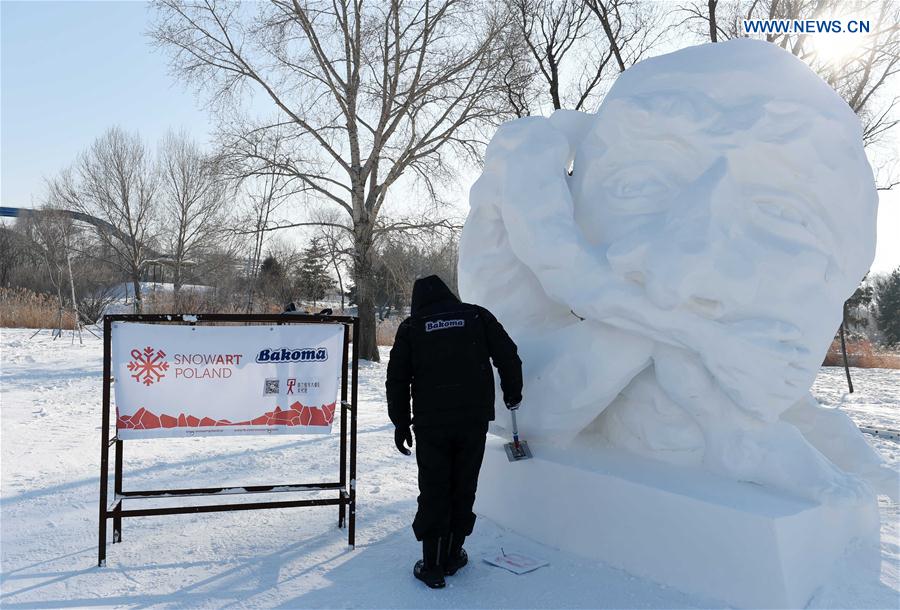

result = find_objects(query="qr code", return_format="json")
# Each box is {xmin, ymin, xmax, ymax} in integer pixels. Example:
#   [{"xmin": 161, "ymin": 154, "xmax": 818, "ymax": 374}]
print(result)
[{"xmin": 263, "ymin": 378, "xmax": 280, "ymax": 395}]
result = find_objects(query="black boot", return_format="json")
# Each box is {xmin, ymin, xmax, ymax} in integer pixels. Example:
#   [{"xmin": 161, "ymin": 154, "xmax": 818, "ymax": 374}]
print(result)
[
  {"xmin": 443, "ymin": 532, "xmax": 468, "ymax": 576},
  {"xmin": 414, "ymin": 537, "xmax": 446, "ymax": 589}
]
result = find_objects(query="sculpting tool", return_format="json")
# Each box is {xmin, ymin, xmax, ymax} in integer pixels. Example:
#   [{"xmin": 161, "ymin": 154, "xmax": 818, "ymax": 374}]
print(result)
[{"xmin": 504, "ymin": 406, "xmax": 533, "ymax": 461}]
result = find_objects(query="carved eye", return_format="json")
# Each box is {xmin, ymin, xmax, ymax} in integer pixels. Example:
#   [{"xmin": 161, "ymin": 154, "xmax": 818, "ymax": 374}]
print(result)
[
  {"xmin": 752, "ymin": 195, "xmax": 823, "ymax": 248},
  {"xmin": 612, "ymin": 168, "xmax": 671, "ymax": 199},
  {"xmin": 608, "ymin": 166, "xmax": 674, "ymax": 213}
]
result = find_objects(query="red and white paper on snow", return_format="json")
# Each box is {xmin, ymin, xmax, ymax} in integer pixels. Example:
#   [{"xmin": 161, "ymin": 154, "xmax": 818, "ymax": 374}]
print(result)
[{"xmin": 484, "ymin": 551, "xmax": 549, "ymax": 575}]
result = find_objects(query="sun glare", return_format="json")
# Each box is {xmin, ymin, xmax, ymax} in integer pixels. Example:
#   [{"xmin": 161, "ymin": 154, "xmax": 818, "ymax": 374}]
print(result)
[{"xmin": 807, "ymin": 20, "xmax": 869, "ymax": 66}]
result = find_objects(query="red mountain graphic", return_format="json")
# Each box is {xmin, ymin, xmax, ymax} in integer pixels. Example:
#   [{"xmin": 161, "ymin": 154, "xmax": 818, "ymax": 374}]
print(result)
[{"xmin": 117, "ymin": 401, "xmax": 337, "ymax": 430}]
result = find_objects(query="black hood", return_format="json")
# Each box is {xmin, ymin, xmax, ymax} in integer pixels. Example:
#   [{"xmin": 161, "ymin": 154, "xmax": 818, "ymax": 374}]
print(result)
[{"xmin": 410, "ymin": 275, "xmax": 459, "ymax": 315}]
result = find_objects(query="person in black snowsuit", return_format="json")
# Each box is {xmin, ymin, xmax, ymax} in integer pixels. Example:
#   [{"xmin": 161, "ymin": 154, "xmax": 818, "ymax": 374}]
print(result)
[{"xmin": 386, "ymin": 275, "xmax": 523, "ymax": 589}]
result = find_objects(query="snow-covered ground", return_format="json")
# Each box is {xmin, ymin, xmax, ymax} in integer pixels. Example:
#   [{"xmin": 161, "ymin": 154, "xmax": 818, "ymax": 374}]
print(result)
[{"xmin": 1, "ymin": 327, "xmax": 898, "ymax": 608}]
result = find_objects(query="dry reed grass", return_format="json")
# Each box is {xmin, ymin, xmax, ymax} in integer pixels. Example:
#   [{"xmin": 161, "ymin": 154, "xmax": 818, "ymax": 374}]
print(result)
[
  {"xmin": 0, "ymin": 287, "xmax": 77, "ymax": 330},
  {"xmin": 823, "ymin": 336, "xmax": 900, "ymax": 369},
  {"xmin": 377, "ymin": 317, "xmax": 401, "ymax": 346}
]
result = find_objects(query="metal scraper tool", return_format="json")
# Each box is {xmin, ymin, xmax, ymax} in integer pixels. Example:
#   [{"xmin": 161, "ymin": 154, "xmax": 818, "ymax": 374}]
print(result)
[{"xmin": 504, "ymin": 406, "xmax": 532, "ymax": 461}]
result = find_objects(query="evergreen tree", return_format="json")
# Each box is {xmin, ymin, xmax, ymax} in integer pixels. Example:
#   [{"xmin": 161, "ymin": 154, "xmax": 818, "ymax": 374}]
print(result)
[
  {"xmin": 875, "ymin": 267, "xmax": 900, "ymax": 346},
  {"xmin": 297, "ymin": 240, "xmax": 335, "ymax": 307},
  {"xmin": 259, "ymin": 255, "xmax": 284, "ymax": 300},
  {"xmin": 260, "ymin": 255, "xmax": 283, "ymax": 279},
  {"xmin": 257, "ymin": 254, "xmax": 297, "ymax": 307},
  {"xmin": 845, "ymin": 278, "xmax": 874, "ymax": 332}
]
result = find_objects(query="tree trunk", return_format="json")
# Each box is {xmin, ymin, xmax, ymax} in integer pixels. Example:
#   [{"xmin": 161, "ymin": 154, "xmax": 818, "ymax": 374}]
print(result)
[
  {"xmin": 66, "ymin": 250, "xmax": 82, "ymax": 344},
  {"xmin": 593, "ymin": 2, "xmax": 626, "ymax": 72},
  {"xmin": 840, "ymin": 306, "xmax": 854, "ymax": 393},
  {"xmin": 708, "ymin": 0, "xmax": 718, "ymax": 42},
  {"xmin": 56, "ymin": 281, "xmax": 65, "ymax": 337},
  {"xmin": 334, "ymin": 260, "xmax": 345, "ymax": 311},
  {"xmin": 548, "ymin": 52, "xmax": 561, "ymax": 110},
  {"xmin": 132, "ymin": 275, "xmax": 143, "ymax": 313},
  {"xmin": 173, "ymin": 262, "xmax": 183, "ymax": 312},
  {"xmin": 353, "ymin": 230, "xmax": 380, "ymax": 362}
]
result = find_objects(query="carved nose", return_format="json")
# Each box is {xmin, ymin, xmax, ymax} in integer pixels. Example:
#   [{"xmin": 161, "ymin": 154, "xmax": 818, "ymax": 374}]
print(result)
[
  {"xmin": 608, "ymin": 234, "xmax": 701, "ymax": 311},
  {"xmin": 606, "ymin": 234, "xmax": 649, "ymax": 279}
]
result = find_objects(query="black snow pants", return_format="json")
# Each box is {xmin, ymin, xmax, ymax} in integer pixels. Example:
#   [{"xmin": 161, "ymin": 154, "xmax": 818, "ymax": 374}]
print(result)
[{"xmin": 412, "ymin": 422, "xmax": 489, "ymax": 542}]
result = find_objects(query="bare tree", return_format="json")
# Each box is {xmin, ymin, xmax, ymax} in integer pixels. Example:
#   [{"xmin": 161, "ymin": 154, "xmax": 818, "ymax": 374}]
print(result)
[
  {"xmin": 584, "ymin": 0, "xmax": 662, "ymax": 73},
  {"xmin": 364, "ymin": 228, "xmax": 461, "ymax": 318},
  {"xmin": 498, "ymin": 14, "xmax": 542, "ymax": 117},
  {"xmin": 509, "ymin": 0, "xmax": 601, "ymax": 111},
  {"xmin": 0, "ymin": 226, "xmax": 38, "ymax": 289},
  {"xmin": 48, "ymin": 127, "xmax": 159, "ymax": 312},
  {"xmin": 236, "ymin": 161, "xmax": 295, "ymax": 313},
  {"xmin": 314, "ymin": 207, "xmax": 353, "ymax": 311},
  {"xmin": 152, "ymin": 0, "xmax": 507, "ymax": 360},
  {"xmin": 158, "ymin": 130, "xmax": 228, "ymax": 309},
  {"xmin": 20, "ymin": 207, "xmax": 82, "ymax": 338},
  {"xmin": 502, "ymin": 0, "xmax": 663, "ymax": 115}
]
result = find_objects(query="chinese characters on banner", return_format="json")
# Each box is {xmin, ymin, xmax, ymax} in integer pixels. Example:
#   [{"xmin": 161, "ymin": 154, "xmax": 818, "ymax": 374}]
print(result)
[{"xmin": 112, "ymin": 322, "xmax": 344, "ymax": 439}]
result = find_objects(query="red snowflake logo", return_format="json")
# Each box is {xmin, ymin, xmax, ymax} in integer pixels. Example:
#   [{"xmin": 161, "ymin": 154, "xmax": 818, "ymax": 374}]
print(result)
[{"xmin": 127, "ymin": 346, "xmax": 169, "ymax": 386}]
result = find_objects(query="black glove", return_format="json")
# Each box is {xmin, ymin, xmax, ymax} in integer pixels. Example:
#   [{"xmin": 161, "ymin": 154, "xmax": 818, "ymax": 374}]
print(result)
[
  {"xmin": 394, "ymin": 425, "xmax": 413, "ymax": 455},
  {"xmin": 505, "ymin": 396, "xmax": 522, "ymax": 410}
]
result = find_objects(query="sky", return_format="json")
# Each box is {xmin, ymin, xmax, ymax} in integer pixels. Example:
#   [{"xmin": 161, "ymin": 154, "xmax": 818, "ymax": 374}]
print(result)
[
  {"xmin": 1, "ymin": 1, "xmax": 212, "ymax": 206},
  {"xmin": 1, "ymin": 1, "xmax": 898, "ymax": 275}
]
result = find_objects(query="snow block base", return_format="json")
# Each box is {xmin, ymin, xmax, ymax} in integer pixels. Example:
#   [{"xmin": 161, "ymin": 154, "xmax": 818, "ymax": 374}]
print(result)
[{"xmin": 476, "ymin": 435, "xmax": 878, "ymax": 609}]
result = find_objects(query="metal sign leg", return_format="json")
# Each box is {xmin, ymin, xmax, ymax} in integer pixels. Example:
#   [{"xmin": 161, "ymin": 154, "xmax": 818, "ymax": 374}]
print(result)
[
  {"xmin": 339, "ymin": 325, "xmax": 349, "ymax": 529},
  {"xmin": 98, "ymin": 318, "xmax": 112, "ymax": 567},
  {"xmin": 114, "ymin": 439, "xmax": 123, "ymax": 543},
  {"xmin": 349, "ymin": 319, "xmax": 359, "ymax": 548}
]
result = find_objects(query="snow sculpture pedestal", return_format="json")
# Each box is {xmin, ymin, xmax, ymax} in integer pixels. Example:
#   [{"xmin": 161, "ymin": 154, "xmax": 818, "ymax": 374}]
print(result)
[{"xmin": 476, "ymin": 435, "xmax": 878, "ymax": 609}]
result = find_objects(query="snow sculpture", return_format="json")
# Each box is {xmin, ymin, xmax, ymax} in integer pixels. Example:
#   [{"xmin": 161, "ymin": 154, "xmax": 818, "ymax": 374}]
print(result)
[{"xmin": 459, "ymin": 39, "xmax": 891, "ymax": 503}]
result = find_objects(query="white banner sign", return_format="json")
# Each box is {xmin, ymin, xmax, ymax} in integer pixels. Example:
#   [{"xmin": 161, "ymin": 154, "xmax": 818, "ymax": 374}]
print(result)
[{"xmin": 112, "ymin": 322, "xmax": 344, "ymax": 439}]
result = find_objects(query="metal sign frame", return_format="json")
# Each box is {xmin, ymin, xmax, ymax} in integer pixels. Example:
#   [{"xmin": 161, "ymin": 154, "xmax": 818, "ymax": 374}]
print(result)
[{"xmin": 97, "ymin": 313, "xmax": 359, "ymax": 567}]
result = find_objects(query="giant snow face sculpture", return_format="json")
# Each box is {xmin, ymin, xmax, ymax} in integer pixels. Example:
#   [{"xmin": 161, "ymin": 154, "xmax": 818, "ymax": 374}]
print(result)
[{"xmin": 458, "ymin": 39, "xmax": 887, "ymax": 502}]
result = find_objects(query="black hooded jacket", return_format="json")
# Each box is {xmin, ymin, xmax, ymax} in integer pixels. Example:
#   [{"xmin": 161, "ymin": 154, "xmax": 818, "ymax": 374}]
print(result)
[{"xmin": 386, "ymin": 275, "xmax": 522, "ymax": 428}]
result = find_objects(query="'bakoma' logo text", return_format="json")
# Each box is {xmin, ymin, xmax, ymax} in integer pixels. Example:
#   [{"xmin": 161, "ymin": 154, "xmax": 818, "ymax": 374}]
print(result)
[
  {"xmin": 425, "ymin": 319, "xmax": 465, "ymax": 332},
  {"xmin": 256, "ymin": 347, "xmax": 328, "ymax": 363}
]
